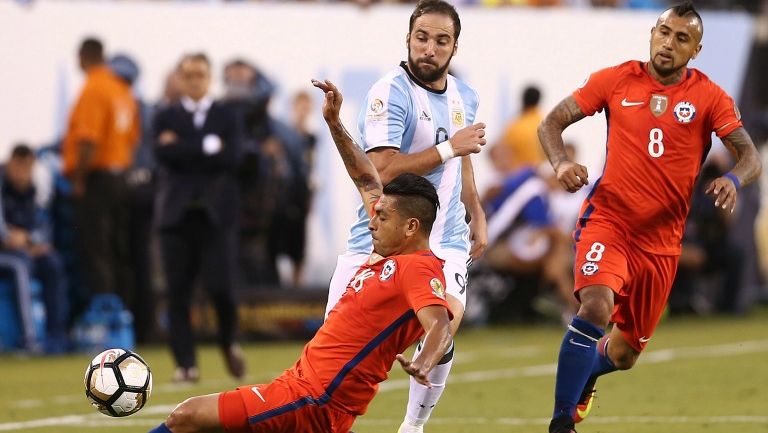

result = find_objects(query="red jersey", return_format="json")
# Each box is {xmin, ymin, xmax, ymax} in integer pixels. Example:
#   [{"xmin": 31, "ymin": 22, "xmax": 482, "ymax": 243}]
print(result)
[
  {"xmin": 287, "ymin": 251, "xmax": 449, "ymax": 415},
  {"xmin": 572, "ymin": 61, "xmax": 742, "ymax": 255}
]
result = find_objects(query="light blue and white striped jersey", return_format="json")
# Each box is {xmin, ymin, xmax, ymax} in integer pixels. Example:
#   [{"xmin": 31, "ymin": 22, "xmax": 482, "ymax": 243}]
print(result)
[{"xmin": 346, "ymin": 62, "xmax": 480, "ymax": 258}]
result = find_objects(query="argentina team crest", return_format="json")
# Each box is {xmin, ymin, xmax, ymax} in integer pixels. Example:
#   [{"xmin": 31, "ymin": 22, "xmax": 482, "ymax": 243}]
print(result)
[
  {"xmin": 451, "ymin": 110, "xmax": 464, "ymax": 127},
  {"xmin": 673, "ymin": 101, "xmax": 696, "ymax": 124},
  {"xmin": 380, "ymin": 259, "xmax": 396, "ymax": 281},
  {"xmin": 430, "ymin": 278, "xmax": 446, "ymax": 300}
]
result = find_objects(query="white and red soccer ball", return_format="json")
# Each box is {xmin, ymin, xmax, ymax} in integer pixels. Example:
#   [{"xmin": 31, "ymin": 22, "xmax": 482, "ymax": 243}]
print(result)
[{"xmin": 83, "ymin": 348, "xmax": 152, "ymax": 417}]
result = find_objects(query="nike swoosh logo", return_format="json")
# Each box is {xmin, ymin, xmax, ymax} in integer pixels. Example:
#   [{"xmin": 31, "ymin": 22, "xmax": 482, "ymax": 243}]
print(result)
[
  {"xmin": 569, "ymin": 338, "xmax": 590, "ymax": 348},
  {"xmin": 639, "ymin": 336, "xmax": 651, "ymax": 343},
  {"xmin": 251, "ymin": 386, "xmax": 266, "ymax": 402},
  {"xmin": 621, "ymin": 98, "xmax": 644, "ymax": 107}
]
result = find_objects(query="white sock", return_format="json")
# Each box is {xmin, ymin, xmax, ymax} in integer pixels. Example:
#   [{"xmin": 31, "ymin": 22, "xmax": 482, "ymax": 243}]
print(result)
[{"xmin": 404, "ymin": 341, "xmax": 454, "ymax": 426}]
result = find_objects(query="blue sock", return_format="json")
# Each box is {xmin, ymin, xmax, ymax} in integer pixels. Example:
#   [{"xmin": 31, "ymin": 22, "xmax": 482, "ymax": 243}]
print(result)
[
  {"xmin": 148, "ymin": 423, "xmax": 172, "ymax": 433},
  {"xmin": 553, "ymin": 316, "xmax": 605, "ymax": 420}
]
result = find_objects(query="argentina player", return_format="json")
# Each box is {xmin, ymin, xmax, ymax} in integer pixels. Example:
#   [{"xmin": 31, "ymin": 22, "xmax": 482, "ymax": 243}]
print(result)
[{"xmin": 324, "ymin": 2, "xmax": 487, "ymax": 432}]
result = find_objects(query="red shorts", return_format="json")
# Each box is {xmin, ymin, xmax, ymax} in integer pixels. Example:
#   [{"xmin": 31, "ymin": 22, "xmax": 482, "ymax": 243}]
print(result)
[
  {"xmin": 573, "ymin": 222, "xmax": 679, "ymax": 352},
  {"xmin": 218, "ymin": 374, "xmax": 356, "ymax": 433}
]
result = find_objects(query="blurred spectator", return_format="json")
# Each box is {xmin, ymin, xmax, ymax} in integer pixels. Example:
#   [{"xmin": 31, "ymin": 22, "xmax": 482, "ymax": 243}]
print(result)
[
  {"xmin": 266, "ymin": 91, "xmax": 316, "ymax": 287},
  {"xmin": 160, "ymin": 69, "xmax": 183, "ymax": 109},
  {"xmin": 468, "ymin": 140, "xmax": 577, "ymax": 324},
  {"xmin": 544, "ymin": 143, "xmax": 587, "ymax": 236},
  {"xmin": 290, "ymin": 91, "xmax": 317, "ymax": 152},
  {"xmin": 479, "ymin": 0, "xmax": 561, "ymax": 5},
  {"xmin": 0, "ymin": 144, "xmax": 68, "ymax": 353},
  {"xmin": 221, "ymin": 59, "xmax": 286, "ymax": 287},
  {"xmin": 669, "ymin": 161, "xmax": 744, "ymax": 315},
  {"xmin": 153, "ymin": 52, "xmax": 244, "ymax": 382},
  {"xmin": 495, "ymin": 85, "xmax": 545, "ymax": 169},
  {"xmin": 487, "ymin": 164, "xmax": 577, "ymax": 320},
  {"xmin": 590, "ymin": 0, "xmax": 621, "ymax": 6},
  {"xmin": 61, "ymin": 38, "xmax": 138, "ymax": 311},
  {"xmin": 109, "ymin": 53, "xmax": 158, "ymax": 344}
]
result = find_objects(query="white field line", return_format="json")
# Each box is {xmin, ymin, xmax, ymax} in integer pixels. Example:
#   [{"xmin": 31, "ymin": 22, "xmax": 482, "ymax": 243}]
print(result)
[
  {"xmin": 379, "ymin": 338, "xmax": 768, "ymax": 392},
  {"xmin": 9, "ymin": 371, "xmax": 283, "ymax": 409},
  {"xmin": 2, "ymin": 339, "xmax": 767, "ymax": 431}
]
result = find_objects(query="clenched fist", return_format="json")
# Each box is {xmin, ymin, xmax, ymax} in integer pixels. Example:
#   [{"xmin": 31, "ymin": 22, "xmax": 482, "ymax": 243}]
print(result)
[
  {"xmin": 555, "ymin": 160, "xmax": 589, "ymax": 193},
  {"xmin": 449, "ymin": 123, "xmax": 487, "ymax": 157}
]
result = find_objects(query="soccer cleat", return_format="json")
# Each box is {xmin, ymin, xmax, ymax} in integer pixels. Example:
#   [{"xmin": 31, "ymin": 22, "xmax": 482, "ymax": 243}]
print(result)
[
  {"xmin": 223, "ymin": 344, "xmax": 246, "ymax": 380},
  {"xmin": 549, "ymin": 415, "xmax": 577, "ymax": 433},
  {"xmin": 172, "ymin": 367, "xmax": 200, "ymax": 383},
  {"xmin": 397, "ymin": 420, "xmax": 424, "ymax": 433},
  {"xmin": 573, "ymin": 379, "xmax": 597, "ymax": 423}
]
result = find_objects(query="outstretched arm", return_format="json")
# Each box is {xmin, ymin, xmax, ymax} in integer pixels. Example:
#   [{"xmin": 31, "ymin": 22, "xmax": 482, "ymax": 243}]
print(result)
[
  {"xmin": 537, "ymin": 96, "xmax": 589, "ymax": 193},
  {"xmin": 705, "ymin": 127, "xmax": 762, "ymax": 213},
  {"xmin": 312, "ymin": 79, "xmax": 382, "ymax": 216},
  {"xmin": 396, "ymin": 305, "xmax": 452, "ymax": 387}
]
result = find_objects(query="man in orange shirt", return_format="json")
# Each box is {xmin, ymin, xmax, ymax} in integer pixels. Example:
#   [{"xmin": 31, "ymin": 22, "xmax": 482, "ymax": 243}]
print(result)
[
  {"xmin": 62, "ymin": 37, "xmax": 138, "ymax": 301},
  {"xmin": 538, "ymin": 3, "xmax": 762, "ymax": 432},
  {"xmin": 496, "ymin": 85, "xmax": 544, "ymax": 169},
  {"xmin": 145, "ymin": 79, "xmax": 453, "ymax": 433}
]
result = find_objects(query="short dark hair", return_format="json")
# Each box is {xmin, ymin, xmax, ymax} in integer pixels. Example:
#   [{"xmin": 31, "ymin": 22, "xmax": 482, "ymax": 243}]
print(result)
[
  {"xmin": 383, "ymin": 173, "xmax": 440, "ymax": 235},
  {"xmin": 178, "ymin": 52, "xmax": 211, "ymax": 71},
  {"xmin": 522, "ymin": 85, "xmax": 541, "ymax": 110},
  {"xmin": 409, "ymin": 0, "xmax": 461, "ymax": 41},
  {"xmin": 10, "ymin": 143, "xmax": 34, "ymax": 160},
  {"xmin": 79, "ymin": 37, "xmax": 104, "ymax": 63},
  {"xmin": 225, "ymin": 58, "xmax": 252, "ymax": 70},
  {"xmin": 667, "ymin": 1, "xmax": 704, "ymax": 35}
]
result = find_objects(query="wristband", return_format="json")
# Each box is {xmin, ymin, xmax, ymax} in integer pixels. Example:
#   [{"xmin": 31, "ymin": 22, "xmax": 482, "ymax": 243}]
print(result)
[
  {"xmin": 436, "ymin": 140, "xmax": 455, "ymax": 163},
  {"xmin": 724, "ymin": 172, "xmax": 741, "ymax": 190}
]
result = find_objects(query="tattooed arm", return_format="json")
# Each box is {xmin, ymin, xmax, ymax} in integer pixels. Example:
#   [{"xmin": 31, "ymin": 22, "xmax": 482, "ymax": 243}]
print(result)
[
  {"xmin": 312, "ymin": 79, "xmax": 382, "ymax": 216},
  {"xmin": 705, "ymin": 127, "xmax": 762, "ymax": 213},
  {"xmin": 537, "ymin": 96, "xmax": 590, "ymax": 193},
  {"xmin": 721, "ymin": 127, "xmax": 762, "ymax": 186}
]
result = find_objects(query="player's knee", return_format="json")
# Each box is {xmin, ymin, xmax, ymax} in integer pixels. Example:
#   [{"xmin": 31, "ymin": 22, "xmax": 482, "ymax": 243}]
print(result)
[
  {"xmin": 577, "ymin": 289, "xmax": 613, "ymax": 327},
  {"xmin": 576, "ymin": 304, "xmax": 611, "ymax": 328},
  {"xmin": 165, "ymin": 398, "xmax": 200, "ymax": 433},
  {"xmin": 611, "ymin": 351, "xmax": 639, "ymax": 370}
]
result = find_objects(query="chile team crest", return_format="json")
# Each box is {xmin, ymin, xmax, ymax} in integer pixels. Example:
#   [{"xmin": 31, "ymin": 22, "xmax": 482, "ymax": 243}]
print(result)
[
  {"xmin": 380, "ymin": 259, "xmax": 396, "ymax": 281},
  {"xmin": 673, "ymin": 101, "xmax": 697, "ymax": 124}
]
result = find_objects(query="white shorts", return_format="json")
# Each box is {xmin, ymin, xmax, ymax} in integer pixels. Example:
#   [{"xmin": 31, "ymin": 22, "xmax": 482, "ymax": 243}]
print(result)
[{"xmin": 325, "ymin": 250, "xmax": 469, "ymax": 318}]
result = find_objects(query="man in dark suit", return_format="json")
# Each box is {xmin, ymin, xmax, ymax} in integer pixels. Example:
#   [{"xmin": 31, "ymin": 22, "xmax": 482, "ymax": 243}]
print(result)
[{"xmin": 153, "ymin": 53, "xmax": 244, "ymax": 382}]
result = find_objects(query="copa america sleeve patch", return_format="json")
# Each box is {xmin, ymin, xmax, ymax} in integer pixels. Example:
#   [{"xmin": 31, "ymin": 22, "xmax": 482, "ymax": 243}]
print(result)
[{"xmin": 430, "ymin": 278, "xmax": 446, "ymax": 300}]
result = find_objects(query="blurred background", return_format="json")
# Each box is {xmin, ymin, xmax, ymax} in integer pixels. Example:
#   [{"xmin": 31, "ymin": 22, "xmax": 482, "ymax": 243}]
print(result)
[{"xmin": 0, "ymin": 0, "xmax": 766, "ymax": 357}]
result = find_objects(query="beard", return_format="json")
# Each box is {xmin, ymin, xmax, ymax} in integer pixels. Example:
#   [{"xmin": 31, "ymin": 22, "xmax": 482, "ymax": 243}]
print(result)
[
  {"xmin": 650, "ymin": 52, "xmax": 683, "ymax": 77},
  {"xmin": 407, "ymin": 51, "xmax": 452, "ymax": 84}
]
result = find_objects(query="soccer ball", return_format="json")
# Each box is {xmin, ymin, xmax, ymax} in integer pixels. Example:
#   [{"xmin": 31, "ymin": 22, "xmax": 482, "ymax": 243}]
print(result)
[{"xmin": 84, "ymin": 348, "xmax": 153, "ymax": 417}]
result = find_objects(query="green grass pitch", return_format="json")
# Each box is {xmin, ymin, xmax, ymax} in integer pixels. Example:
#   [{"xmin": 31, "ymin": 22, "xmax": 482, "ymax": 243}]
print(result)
[{"xmin": 1, "ymin": 307, "xmax": 767, "ymax": 433}]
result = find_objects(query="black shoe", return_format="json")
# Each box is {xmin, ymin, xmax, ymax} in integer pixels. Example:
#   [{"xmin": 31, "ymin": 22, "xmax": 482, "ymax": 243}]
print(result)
[
  {"xmin": 549, "ymin": 415, "xmax": 577, "ymax": 433},
  {"xmin": 223, "ymin": 344, "xmax": 246, "ymax": 380}
]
